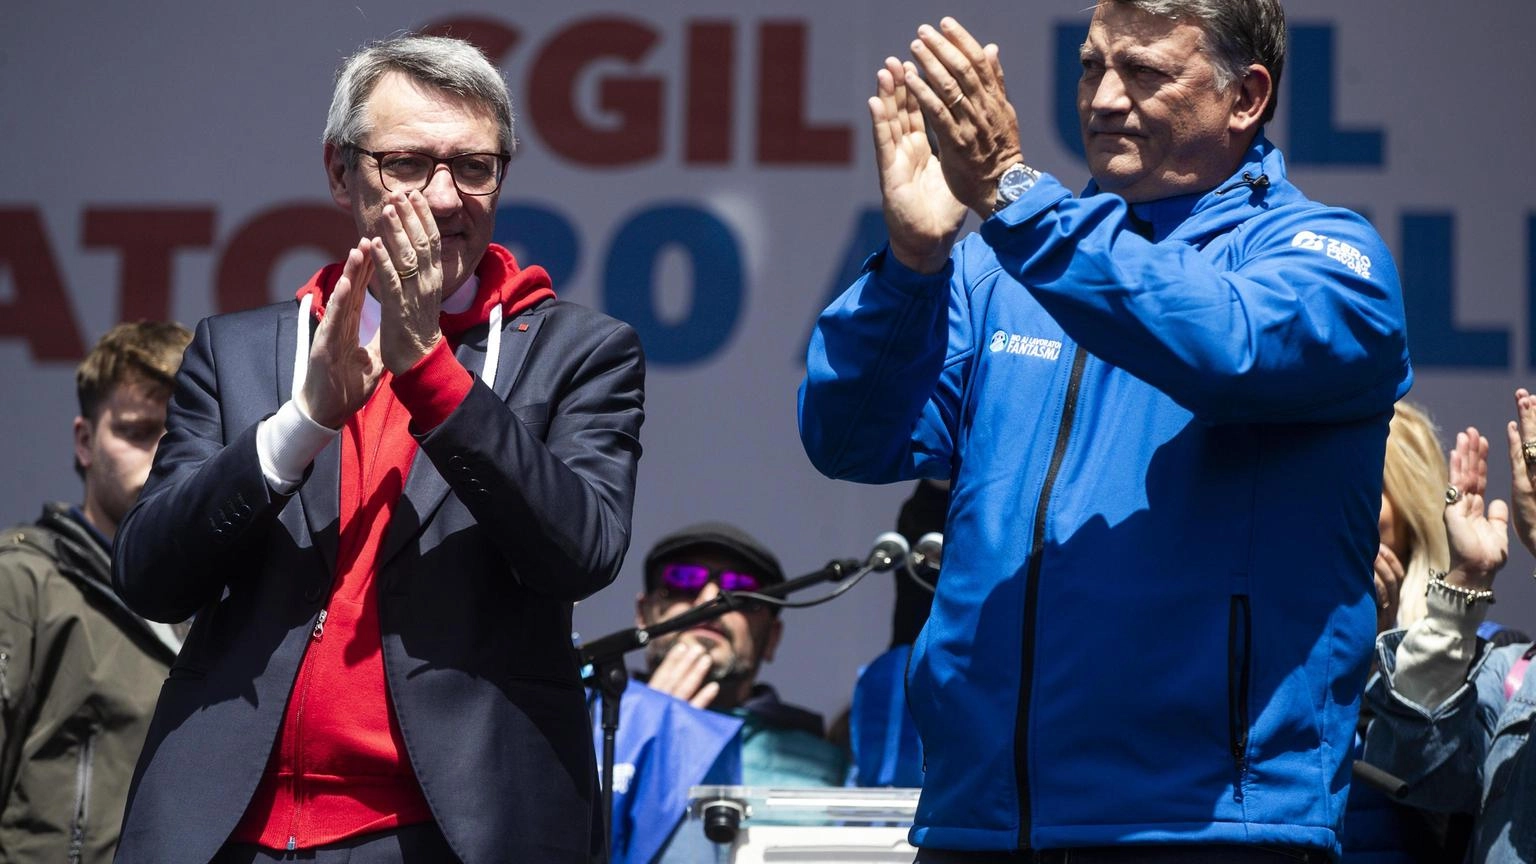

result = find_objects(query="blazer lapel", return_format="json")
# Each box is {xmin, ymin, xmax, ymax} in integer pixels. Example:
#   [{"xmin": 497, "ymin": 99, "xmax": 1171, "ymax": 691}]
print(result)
[
  {"xmin": 377, "ymin": 310, "xmax": 546, "ymax": 569},
  {"xmin": 283, "ymin": 309, "xmax": 341, "ymax": 575}
]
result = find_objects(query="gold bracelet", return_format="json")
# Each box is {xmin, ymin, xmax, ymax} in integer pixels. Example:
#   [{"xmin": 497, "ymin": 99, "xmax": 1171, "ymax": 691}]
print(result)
[{"xmin": 1427, "ymin": 569, "xmax": 1496, "ymax": 606}]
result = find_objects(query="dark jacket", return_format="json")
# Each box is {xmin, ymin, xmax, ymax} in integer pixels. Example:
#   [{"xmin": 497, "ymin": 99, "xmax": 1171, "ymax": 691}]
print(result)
[
  {"xmin": 112, "ymin": 286, "xmax": 645, "ymax": 864},
  {"xmin": 0, "ymin": 504, "xmax": 179, "ymax": 864}
]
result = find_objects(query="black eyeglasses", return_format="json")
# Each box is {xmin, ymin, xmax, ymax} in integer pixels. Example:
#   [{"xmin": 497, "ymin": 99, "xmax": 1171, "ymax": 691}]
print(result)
[{"xmin": 354, "ymin": 148, "xmax": 511, "ymax": 196}]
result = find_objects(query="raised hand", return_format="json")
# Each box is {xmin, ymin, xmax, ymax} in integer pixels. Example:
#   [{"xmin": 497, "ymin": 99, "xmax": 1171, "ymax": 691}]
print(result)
[
  {"xmin": 903, "ymin": 18, "xmax": 1025, "ymax": 219},
  {"xmin": 298, "ymin": 242, "xmax": 383, "ymax": 429},
  {"xmin": 1504, "ymin": 388, "xmax": 1536, "ymax": 558},
  {"xmin": 1445, "ymin": 427, "xmax": 1509, "ymax": 590},
  {"xmin": 645, "ymin": 640, "xmax": 720, "ymax": 710},
  {"xmin": 869, "ymin": 56, "xmax": 968, "ymax": 274},
  {"xmin": 370, "ymin": 189, "xmax": 445, "ymax": 374}
]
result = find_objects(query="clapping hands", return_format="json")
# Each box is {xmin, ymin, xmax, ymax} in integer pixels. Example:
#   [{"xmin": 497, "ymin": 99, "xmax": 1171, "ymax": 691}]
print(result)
[{"xmin": 1443, "ymin": 427, "xmax": 1508, "ymax": 590}]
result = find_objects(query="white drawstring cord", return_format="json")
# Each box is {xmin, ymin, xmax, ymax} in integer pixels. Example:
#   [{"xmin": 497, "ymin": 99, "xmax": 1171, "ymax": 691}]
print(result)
[
  {"xmin": 292, "ymin": 293, "xmax": 313, "ymax": 401},
  {"xmin": 482, "ymin": 303, "xmax": 502, "ymax": 389}
]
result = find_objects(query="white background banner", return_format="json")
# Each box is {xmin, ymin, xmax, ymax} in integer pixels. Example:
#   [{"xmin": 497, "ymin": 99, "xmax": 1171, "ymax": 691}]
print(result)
[{"xmin": 5, "ymin": 1, "xmax": 1535, "ymax": 720}]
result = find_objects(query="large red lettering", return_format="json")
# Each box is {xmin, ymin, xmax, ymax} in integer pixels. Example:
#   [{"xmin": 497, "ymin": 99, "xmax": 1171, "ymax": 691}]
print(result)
[
  {"xmin": 216, "ymin": 205, "xmax": 354, "ymax": 314},
  {"xmin": 82, "ymin": 207, "xmax": 215, "ymax": 323},
  {"xmin": 0, "ymin": 209, "xmax": 85, "ymax": 361},
  {"xmin": 756, "ymin": 22, "xmax": 851, "ymax": 164},
  {"xmin": 531, "ymin": 18, "xmax": 662, "ymax": 166},
  {"xmin": 685, "ymin": 21, "xmax": 734, "ymax": 164}
]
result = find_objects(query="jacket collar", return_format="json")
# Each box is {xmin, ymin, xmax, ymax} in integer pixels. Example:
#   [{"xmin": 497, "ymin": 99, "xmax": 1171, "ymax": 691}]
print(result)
[
  {"xmin": 31, "ymin": 503, "xmax": 182, "ymax": 656},
  {"xmin": 1085, "ymin": 134, "xmax": 1297, "ymax": 244}
]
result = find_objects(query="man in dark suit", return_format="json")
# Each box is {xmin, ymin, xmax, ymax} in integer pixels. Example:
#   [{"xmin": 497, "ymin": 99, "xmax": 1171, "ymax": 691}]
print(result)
[{"xmin": 111, "ymin": 33, "xmax": 644, "ymax": 864}]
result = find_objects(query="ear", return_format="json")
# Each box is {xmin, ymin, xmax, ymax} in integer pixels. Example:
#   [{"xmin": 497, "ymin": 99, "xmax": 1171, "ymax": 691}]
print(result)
[
  {"xmin": 324, "ymin": 142, "xmax": 353, "ymax": 211},
  {"xmin": 759, "ymin": 618, "xmax": 784, "ymax": 664},
  {"xmin": 1228, "ymin": 63, "xmax": 1273, "ymax": 137},
  {"xmin": 73, "ymin": 415, "xmax": 93, "ymax": 472},
  {"xmin": 634, "ymin": 592, "xmax": 652, "ymax": 628}
]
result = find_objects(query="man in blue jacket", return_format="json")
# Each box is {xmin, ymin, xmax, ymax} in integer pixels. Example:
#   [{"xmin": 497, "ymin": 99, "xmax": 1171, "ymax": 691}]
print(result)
[{"xmin": 798, "ymin": 2, "xmax": 1411, "ymax": 861}]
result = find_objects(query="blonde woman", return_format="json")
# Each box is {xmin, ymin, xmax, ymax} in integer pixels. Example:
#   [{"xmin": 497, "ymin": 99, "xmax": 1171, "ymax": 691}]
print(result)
[{"xmin": 1375, "ymin": 401, "xmax": 1451, "ymax": 631}]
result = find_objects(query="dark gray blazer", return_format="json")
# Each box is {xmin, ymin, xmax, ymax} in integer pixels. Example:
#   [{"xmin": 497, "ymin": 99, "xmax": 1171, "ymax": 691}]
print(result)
[{"xmin": 112, "ymin": 295, "xmax": 644, "ymax": 864}]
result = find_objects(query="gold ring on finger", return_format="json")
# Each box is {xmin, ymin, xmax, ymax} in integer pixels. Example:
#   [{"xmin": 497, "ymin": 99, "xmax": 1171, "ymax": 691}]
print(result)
[
  {"xmin": 396, "ymin": 265, "xmax": 419, "ymax": 281},
  {"xmin": 1444, "ymin": 484, "xmax": 1462, "ymax": 506},
  {"xmin": 1523, "ymin": 440, "xmax": 1536, "ymax": 467},
  {"xmin": 947, "ymin": 92, "xmax": 967, "ymax": 110}
]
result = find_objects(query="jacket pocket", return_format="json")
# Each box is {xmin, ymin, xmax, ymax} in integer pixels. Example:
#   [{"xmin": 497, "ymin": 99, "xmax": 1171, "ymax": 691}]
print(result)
[
  {"xmin": 68, "ymin": 727, "xmax": 97, "ymax": 864},
  {"xmin": 512, "ymin": 401, "xmax": 550, "ymax": 440},
  {"xmin": 1227, "ymin": 593, "xmax": 1252, "ymax": 802}
]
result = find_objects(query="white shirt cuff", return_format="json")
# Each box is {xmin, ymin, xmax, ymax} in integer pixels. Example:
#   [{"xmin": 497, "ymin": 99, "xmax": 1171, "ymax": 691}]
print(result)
[
  {"xmin": 256, "ymin": 399, "xmax": 338, "ymax": 494},
  {"xmin": 1391, "ymin": 584, "xmax": 1488, "ymax": 710}
]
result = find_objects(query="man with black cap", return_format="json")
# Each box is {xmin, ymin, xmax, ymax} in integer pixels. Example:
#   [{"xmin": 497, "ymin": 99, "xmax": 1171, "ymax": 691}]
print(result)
[
  {"xmin": 590, "ymin": 524, "xmax": 847, "ymax": 864},
  {"xmin": 635, "ymin": 522, "xmax": 846, "ymax": 787}
]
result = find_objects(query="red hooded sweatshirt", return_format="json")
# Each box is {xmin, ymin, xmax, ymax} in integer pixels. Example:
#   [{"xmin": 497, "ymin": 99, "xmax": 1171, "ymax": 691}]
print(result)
[{"xmin": 231, "ymin": 245, "xmax": 554, "ymax": 850}]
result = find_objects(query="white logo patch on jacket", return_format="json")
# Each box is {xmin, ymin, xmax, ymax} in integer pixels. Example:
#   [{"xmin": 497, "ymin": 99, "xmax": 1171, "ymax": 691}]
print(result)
[
  {"xmin": 989, "ymin": 330, "xmax": 1063, "ymax": 360},
  {"xmin": 1291, "ymin": 230, "xmax": 1372, "ymax": 278}
]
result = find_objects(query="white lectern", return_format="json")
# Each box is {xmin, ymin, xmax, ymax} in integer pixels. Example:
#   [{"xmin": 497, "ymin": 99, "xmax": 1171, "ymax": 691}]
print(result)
[{"xmin": 680, "ymin": 786, "xmax": 919, "ymax": 863}]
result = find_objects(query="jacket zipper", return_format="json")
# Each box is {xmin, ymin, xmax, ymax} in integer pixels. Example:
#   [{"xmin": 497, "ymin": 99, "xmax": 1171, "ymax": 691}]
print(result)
[
  {"xmin": 68, "ymin": 729, "xmax": 96, "ymax": 864},
  {"xmin": 285, "ymin": 607, "xmax": 329, "ymax": 852},
  {"xmin": 1228, "ymin": 594, "xmax": 1253, "ymax": 802},
  {"xmin": 1014, "ymin": 346, "xmax": 1088, "ymax": 848}
]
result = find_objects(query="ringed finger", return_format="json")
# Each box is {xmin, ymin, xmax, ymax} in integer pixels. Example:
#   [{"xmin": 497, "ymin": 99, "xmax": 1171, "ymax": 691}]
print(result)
[
  {"xmin": 366, "ymin": 235, "xmax": 411, "ymax": 296},
  {"xmin": 907, "ymin": 38, "xmax": 962, "ymax": 113},
  {"xmin": 379, "ymin": 202, "xmax": 421, "ymax": 278},
  {"xmin": 402, "ymin": 190, "xmax": 442, "ymax": 272}
]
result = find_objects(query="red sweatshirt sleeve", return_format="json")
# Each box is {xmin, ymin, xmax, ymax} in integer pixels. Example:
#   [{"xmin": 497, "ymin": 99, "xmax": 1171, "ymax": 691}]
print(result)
[{"xmin": 391, "ymin": 339, "xmax": 473, "ymax": 433}]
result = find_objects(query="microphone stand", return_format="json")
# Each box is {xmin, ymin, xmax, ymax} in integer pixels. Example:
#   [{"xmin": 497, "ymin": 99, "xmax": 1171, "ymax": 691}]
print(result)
[{"xmin": 581, "ymin": 557, "xmax": 863, "ymax": 856}]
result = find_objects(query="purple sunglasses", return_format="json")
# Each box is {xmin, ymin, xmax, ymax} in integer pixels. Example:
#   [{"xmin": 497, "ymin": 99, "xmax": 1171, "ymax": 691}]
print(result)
[{"xmin": 660, "ymin": 563, "xmax": 763, "ymax": 595}]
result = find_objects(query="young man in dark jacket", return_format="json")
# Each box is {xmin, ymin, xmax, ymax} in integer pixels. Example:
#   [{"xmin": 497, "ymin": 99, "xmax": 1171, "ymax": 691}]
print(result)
[{"xmin": 0, "ymin": 321, "xmax": 190, "ymax": 864}]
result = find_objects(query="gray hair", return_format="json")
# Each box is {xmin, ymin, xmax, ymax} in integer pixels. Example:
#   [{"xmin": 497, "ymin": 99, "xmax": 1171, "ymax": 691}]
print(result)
[
  {"xmin": 323, "ymin": 34, "xmax": 514, "ymax": 166},
  {"xmin": 1110, "ymin": 0, "xmax": 1286, "ymax": 125}
]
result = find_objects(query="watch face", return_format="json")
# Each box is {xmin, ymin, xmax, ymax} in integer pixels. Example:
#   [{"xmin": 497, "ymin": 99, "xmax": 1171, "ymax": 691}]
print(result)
[{"xmin": 998, "ymin": 164, "xmax": 1036, "ymax": 206}]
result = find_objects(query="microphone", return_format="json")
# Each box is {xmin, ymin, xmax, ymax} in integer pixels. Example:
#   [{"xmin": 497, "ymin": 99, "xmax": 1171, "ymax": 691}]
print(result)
[
  {"xmin": 864, "ymin": 531, "xmax": 911, "ymax": 572},
  {"xmin": 910, "ymin": 532, "xmax": 943, "ymax": 579}
]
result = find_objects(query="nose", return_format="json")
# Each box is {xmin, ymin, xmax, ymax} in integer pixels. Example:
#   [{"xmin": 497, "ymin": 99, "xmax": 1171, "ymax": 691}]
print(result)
[
  {"xmin": 420, "ymin": 164, "xmax": 462, "ymax": 212},
  {"xmin": 1089, "ymin": 67, "xmax": 1131, "ymax": 115},
  {"xmin": 694, "ymin": 581, "xmax": 723, "ymax": 606}
]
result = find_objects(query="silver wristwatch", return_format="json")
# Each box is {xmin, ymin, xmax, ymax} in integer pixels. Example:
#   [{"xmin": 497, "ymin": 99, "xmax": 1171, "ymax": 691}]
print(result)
[{"xmin": 993, "ymin": 162, "xmax": 1041, "ymax": 213}]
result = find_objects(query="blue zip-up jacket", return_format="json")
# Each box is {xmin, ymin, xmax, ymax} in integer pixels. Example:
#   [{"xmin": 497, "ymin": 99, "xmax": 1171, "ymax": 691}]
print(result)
[{"xmin": 799, "ymin": 138, "xmax": 1411, "ymax": 857}]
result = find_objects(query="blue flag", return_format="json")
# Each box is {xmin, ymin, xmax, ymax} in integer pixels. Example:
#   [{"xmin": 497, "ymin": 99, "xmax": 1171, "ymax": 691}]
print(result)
[{"xmin": 590, "ymin": 680, "xmax": 743, "ymax": 864}]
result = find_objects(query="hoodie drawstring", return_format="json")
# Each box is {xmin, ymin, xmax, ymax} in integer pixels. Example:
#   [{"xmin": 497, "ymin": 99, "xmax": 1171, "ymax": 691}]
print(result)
[
  {"xmin": 482, "ymin": 304, "xmax": 502, "ymax": 390},
  {"xmin": 292, "ymin": 293, "xmax": 313, "ymax": 401}
]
